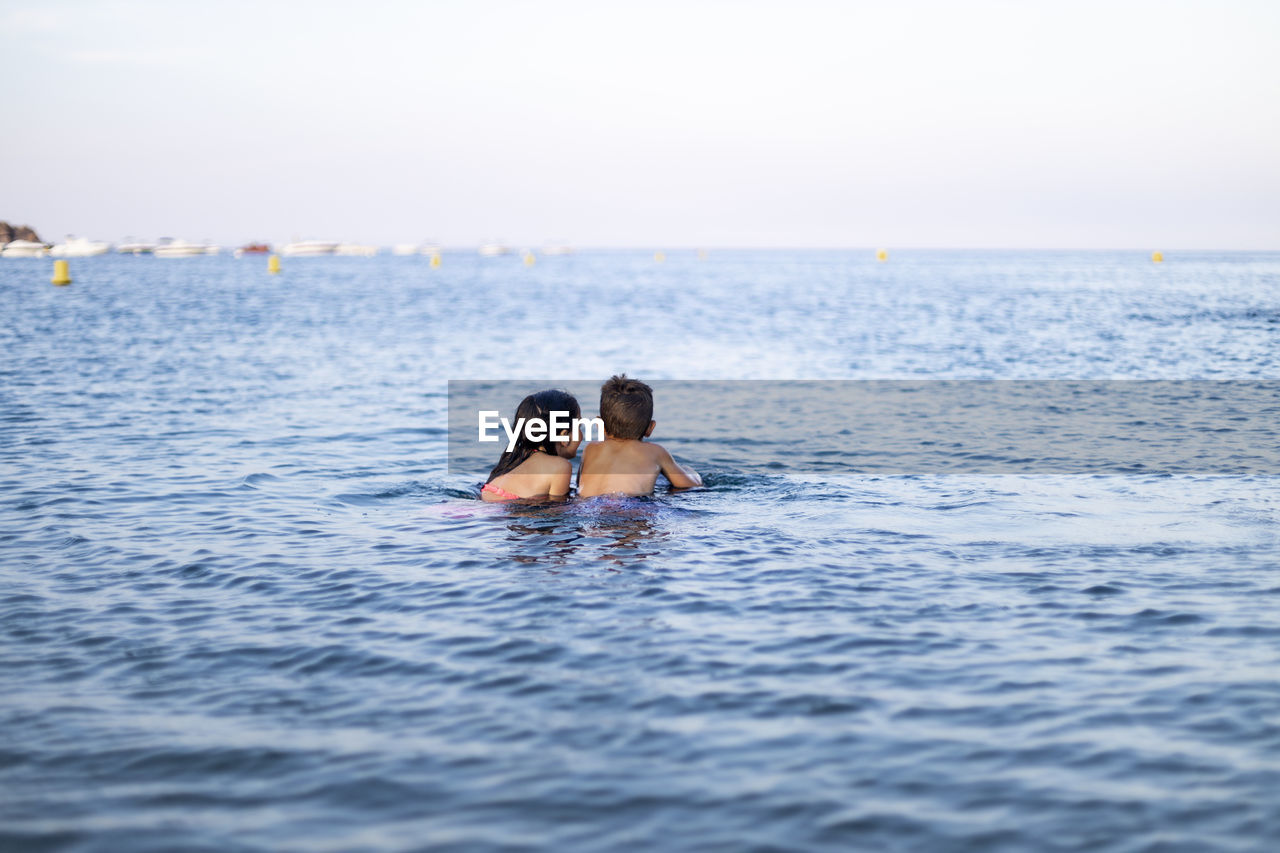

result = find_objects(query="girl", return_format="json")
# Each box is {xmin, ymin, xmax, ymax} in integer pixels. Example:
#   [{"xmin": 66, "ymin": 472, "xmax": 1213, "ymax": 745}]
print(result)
[{"xmin": 480, "ymin": 389, "xmax": 582, "ymax": 501}]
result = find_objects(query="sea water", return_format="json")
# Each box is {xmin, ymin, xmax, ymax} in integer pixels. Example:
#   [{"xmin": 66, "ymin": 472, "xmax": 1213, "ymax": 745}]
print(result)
[{"xmin": 2, "ymin": 251, "xmax": 1278, "ymax": 851}]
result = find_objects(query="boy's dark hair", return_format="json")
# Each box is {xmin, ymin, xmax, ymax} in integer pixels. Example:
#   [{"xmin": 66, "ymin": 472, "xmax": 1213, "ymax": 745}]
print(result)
[{"xmin": 599, "ymin": 375, "xmax": 653, "ymax": 440}]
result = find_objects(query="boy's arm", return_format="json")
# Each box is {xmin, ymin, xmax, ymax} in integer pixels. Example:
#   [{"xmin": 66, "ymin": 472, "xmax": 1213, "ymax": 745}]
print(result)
[{"xmin": 654, "ymin": 444, "xmax": 702, "ymax": 489}]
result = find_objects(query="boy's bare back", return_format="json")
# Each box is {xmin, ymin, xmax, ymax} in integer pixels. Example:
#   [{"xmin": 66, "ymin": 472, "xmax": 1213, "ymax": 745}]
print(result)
[
  {"xmin": 579, "ymin": 374, "xmax": 701, "ymax": 497},
  {"xmin": 578, "ymin": 438, "xmax": 700, "ymax": 497}
]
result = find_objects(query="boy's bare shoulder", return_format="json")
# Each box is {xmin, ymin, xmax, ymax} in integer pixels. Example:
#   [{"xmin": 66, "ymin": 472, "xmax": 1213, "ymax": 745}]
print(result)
[
  {"xmin": 640, "ymin": 441, "xmax": 673, "ymax": 460},
  {"xmin": 625, "ymin": 440, "xmax": 666, "ymax": 458},
  {"xmin": 579, "ymin": 442, "xmax": 604, "ymax": 467}
]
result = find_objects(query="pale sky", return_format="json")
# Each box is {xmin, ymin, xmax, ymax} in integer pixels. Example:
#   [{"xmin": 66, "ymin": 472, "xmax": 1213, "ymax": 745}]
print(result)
[{"xmin": 3, "ymin": 0, "xmax": 1278, "ymax": 248}]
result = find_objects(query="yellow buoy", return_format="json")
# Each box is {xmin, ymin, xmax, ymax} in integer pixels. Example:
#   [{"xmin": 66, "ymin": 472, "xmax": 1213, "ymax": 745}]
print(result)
[
  {"xmin": 267, "ymin": 254, "xmax": 281, "ymax": 274},
  {"xmin": 1151, "ymin": 251, "xmax": 1163, "ymax": 263},
  {"xmin": 697, "ymin": 249, "xmax": 708, "ymax": 260},
  {"xmin": 654, "ymin": 251, "xmax": 665, "ymax": 263},
  {"xmin": 876, "ymin": 249, "xmax": 889, "ymax": 262},
  {"xmin": 523, "ymin": 250, "xmax": 536, "ymax": 267},
  {"xmin": 52, "ymin": 259, "xmax": 71, "ymax": 285},
  {"xmin": 429, "ymin": 252, "xmax": 442, "ymax": 269}
]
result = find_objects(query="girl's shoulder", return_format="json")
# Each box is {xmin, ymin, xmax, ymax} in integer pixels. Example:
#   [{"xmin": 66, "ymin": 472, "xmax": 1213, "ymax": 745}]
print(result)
[
  {"xmin": 533, "ymin": 452, "xmax": 572, "ymax": 473},
  {"xmin": 511, "ymin": 450, "xmax": 570, "ymax": 475}
]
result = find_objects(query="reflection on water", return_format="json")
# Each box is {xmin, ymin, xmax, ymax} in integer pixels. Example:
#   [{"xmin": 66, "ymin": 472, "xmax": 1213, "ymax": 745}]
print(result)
[
  {"xmin": 501, "ymin": 498, "xmax": 673, "ymax": 568},
  {"xmin": 502, "ymin": 505, "xmax": 579, "ymax": 568}
]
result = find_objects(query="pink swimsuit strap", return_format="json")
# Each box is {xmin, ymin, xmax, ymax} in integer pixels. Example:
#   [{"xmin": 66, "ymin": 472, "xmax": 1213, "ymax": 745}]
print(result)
[{"xmin": 482, "ymin": 482, "xmax": 521, "ymax": 501}]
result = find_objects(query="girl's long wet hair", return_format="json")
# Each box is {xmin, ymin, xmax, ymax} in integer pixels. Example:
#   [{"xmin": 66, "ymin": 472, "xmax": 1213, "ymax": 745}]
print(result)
[{"xmin": 485, "ymin": 389, "xmax": 581, "ymax": 483}]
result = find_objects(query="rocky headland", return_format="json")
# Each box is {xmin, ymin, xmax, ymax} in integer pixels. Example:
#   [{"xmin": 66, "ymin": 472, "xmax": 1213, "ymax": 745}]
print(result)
[{"xmin": 1, "ymin": 222, "xmax": 44, "ymax": 244}]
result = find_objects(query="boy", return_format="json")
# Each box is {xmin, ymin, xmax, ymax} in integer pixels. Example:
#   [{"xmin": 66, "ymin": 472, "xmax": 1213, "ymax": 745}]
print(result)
[{"xmin": 577, "ymin": 375, "xmax": 702, "ymax": 497}]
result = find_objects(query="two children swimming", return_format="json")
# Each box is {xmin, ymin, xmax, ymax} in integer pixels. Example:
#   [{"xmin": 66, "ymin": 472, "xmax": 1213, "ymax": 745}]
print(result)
[{"xmin": 480, "ymin": 375, "xmax": 701, "ymax": 502}]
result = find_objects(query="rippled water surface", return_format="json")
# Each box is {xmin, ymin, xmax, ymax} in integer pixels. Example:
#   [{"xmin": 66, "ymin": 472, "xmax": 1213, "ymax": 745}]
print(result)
[{"xmin": 3, "ymin": 251, "xmax": 1279, "ymax": 851}]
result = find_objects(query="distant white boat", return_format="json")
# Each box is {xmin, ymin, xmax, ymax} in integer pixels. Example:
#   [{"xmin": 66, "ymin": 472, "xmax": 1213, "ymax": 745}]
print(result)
[
  {"xmin": 154, "ymin": 239, "xmax": 210, "ymax": 257},
  {"xmin": 51, "ymin": 237, "xmax": 112, "ymax": 257},
  {"xmin": 1, "ymin": 240, "xmax": 50, "ymax": 258},
  {"xmin": 281, "ymin": 240, "xmax": 338, "ymax": 257},
  {"xmin": 203, "ymin": 244, "xmax": 223, "ymax": 256},
  {"xmin": 117, "ymin": 240, "xmax": 157, "ymax": 255},
  {"xmin": 334, "ymin": 243, "xmax": 379, "ymax": 257},
  {"xmin": 393, "ymin": 242, "xmax": 442, "ymax": 256},
  {"xmin": 478, "ymin": 243, "xmax": 512, "ymax": 256}
]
